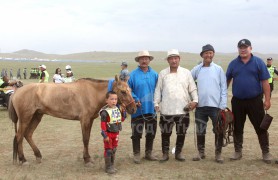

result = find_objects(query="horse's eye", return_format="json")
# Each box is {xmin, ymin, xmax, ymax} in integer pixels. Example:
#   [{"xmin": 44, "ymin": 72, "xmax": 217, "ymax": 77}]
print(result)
[{"xmin": 121, "ymin": 90, "xmax": 127, "ymax": 94}]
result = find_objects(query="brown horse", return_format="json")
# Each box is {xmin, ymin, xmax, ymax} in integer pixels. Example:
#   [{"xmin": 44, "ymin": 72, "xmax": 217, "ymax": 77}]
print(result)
[{"xmin": 8, "ymin": 75, "xmax": 136, "ymax": 165}]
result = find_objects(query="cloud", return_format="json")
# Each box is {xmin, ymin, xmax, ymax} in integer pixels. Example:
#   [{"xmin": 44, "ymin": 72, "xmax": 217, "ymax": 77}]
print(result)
[{"xmin": 0, "ymin": 0, "xmax": 277, "ymax": 54}]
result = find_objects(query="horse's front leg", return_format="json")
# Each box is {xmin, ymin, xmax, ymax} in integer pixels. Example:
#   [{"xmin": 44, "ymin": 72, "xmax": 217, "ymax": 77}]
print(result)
[{"xmin": 80, "ymin": 118, "xmax": 94, "ymax": 166}]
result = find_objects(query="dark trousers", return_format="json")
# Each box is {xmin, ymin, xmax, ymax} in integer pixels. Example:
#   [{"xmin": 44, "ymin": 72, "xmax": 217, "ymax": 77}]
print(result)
[
  {"xmin": 270, "ymin": 83, "xmax": 273, "ymax": 97},
  {"xmin": 231, "ymin": 95, "xmax": 269, "ymax": 153},
  {"xmin": 131, "ymin": 114, "xmax": 157, "ymax": 154},
  {"xmin": 160, "ymin": 114, "xmax": 189, "ymax": 154}
]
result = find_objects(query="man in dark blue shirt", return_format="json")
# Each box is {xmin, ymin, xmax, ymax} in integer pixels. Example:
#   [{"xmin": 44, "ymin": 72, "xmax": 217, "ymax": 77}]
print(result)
[{"xmin": 226, "ymin": 39, "xmax": 271, "ymax": 163}]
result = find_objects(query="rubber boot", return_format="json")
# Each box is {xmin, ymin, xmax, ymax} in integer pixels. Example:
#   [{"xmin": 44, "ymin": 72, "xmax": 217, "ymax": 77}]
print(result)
[
  {"xmin": 145, "ymin": 138, "xmax": 158, "ymax": 161},
  {"xmin": 175, "ymin": 135, "xmax": 185, "ymax": 161},
  {"xmin": 230, "ymin": 134, "xmax": 243, "ymax": 160},
  {"xmin": 192, "ymin": 135, "xmax": 206, "ymax": 161},
  {"xmin": 105, "ymin": 153, "xmax": 116, "ymax": 174},
  {"xmin": 215, "ymin": 134, "xmax": 224, "ymax": 163},
  {"xmin": 132, "ymin": 138, "xmax": 141, "ymax": 164}
]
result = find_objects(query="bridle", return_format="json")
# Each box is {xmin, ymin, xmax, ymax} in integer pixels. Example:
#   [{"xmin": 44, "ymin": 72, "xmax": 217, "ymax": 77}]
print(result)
[{"xmin": 113, "ymin": 86, "xmax": 135, "ymax": 111}]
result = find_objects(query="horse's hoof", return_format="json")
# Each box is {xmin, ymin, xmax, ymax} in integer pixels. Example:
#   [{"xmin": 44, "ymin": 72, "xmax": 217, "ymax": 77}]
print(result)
[
  {"xmin": 22, "ymin": 161, "xmax": 30, "ymax": 166},
  {"xmin": 84, "ymin": 162, "xmax": 93, "ymax": 167},
  {"xmin": 36, "ymin": 157, "xmax": 42, "ymax": 163}
]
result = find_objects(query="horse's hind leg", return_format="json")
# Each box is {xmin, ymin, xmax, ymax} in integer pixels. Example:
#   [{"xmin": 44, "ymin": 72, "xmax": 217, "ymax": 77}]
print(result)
[
  {"xmin": 24, "ymin": 113, "xmax": 43, "ymax": 163},
  {"xmin": 16, "ymin": 116, "xmax": 33, "ymax": 165},
  {"xmin": 80, "ymin": 117, "xmax": 94, "ymax": 165}
]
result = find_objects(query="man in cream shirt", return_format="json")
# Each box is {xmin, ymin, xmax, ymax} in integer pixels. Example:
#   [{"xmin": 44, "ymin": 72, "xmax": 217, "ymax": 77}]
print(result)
[{"xmin": 154, "ymin": 49, "xmax": 198, "ymax": 162}]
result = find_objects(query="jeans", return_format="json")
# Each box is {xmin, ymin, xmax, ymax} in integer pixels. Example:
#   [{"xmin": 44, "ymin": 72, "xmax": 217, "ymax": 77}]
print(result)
[{"xmin": 195, "ymin": 106, "xmax": 220, "ymax": 135}]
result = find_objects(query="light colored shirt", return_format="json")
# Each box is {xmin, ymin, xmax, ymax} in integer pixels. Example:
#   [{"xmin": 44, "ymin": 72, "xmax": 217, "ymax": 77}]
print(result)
[
  {"xmin": 154, "ymin": 66, "xmax": 198, "ymax": 115},
  {"xmin": 53, "ymin": 74, "xmax": 64, "ymax": 83},
  {"xmin": 191, "ymin": 62, "xmax": 227, "ymax": 109}
]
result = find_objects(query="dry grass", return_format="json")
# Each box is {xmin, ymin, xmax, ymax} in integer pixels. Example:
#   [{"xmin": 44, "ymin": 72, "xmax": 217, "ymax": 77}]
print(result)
[
  {"xmin": 1, "ymin": 93, "xmax": 278, "ymax": 180},
  {"xmin": 1, "ymin": 59, "xmax": 278, "ymax": 179}
]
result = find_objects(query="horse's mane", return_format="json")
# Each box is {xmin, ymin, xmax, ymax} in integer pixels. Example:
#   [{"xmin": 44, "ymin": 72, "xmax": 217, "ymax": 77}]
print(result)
[{"xmin": 77, "ymin": 78, "xmax": 109, "ymax": 83}]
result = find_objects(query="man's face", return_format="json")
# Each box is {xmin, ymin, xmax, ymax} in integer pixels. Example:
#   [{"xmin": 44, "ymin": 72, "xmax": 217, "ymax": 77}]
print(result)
[
  {"xmin": 167, "ymin": 56, "xmax": 180, "ymax": 68},
  {"xmin": 238, "ymin": 45, "xmax": 252, "ymax": 58},
  {"xmin": 202, "ymin": 51, "xmax": 214, "ymax": 64},
  {"xmin": 138, "ymin": 56, "xmax": 151, "ymax": 68}
]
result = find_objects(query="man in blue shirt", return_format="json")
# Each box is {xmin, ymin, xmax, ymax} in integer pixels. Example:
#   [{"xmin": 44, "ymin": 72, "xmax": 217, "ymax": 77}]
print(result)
[
  {"xmin": 226, "ymin": 39, "xmax": 271, "ymax": 164},
  {"xmin": 191, "ymin": 44, "xmax": 227, "ymax": 163},
  {"xmin": 128, "ymin": 50, "xmax": 158, "ymax": 164}
]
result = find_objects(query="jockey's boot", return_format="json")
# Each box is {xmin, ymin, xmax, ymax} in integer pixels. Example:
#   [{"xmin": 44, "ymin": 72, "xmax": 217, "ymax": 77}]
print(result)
[
  {"xmin": 111, "ymin": 148, "xmax": 117, "ymax": 172},
  {"xmin": 105, "ymin": 155, "xmax": 116, "ymax": 174},
  {"xmin": 215, "ymin": 134, "xmax": 224, "ymax": 163},
  {"xmin": 192, "ymin": 135, "xmax": 206, "ymax": 161},
  {"xmin": 258, "ymin": 132, "xmax": 272, "ymax": 164},
  {"xmin": 160, "ymin": 134, "xmax": 170, "ymax": 162},
  {"xmin": 230, "ymin": 134, "xmax": 243, "ymax": 160},
  {"xmin": 132, "ymin": 138, "xmax": 141, "ymax": 164},
  {"xmin": 175, "ymin": 135, "xmax": 185, "ymax": 162},
  {"xmin": 145, "ymin": 138, "xmax": 158, "ymax": 161}
]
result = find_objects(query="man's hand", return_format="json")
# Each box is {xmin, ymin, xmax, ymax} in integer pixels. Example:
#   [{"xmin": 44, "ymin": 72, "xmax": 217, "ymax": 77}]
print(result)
[
  {"xmin": 188, "ymin": 102, "xmax": 198, "ymax": 110},
  {"xmin": 264, "ymin": 100, "xmax": 271, "ymax": 110},
  {"xmin": 136, "ymin": 100, "xmax": 141, "ymax": 107},
  {"xmin": 155, "ymin": 106, "xmax": 160, "ymax": 112}
]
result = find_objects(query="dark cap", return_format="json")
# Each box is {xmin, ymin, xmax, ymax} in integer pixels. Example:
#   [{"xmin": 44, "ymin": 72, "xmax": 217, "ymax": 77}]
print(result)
[
  {"xmin": 121, "ymin": 61, "xmax": 128, "ymax": 66},
  {"xmin": 237, "ymin": 39, "xmax": 251, "ymax": 47},
  {"xmin": 267, "ymin": 57, "xmax": 272, "ymax": 61},
  {"xmin": 200, "ymin": 44, "xmax": 215, "ymax": 56}
]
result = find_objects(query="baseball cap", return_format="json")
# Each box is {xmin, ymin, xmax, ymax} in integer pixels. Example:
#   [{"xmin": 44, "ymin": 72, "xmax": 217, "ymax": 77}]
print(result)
[
  {"xmin": 237, "ymin": 39, "xmax": 251, "ymax": 47},
  {"xmin": 119, "ymin": 70, "xmax": 130, "ymax": 81},
  {"xmin": 267, "ymin": 57, "xmax": 272, "ymax": 61},
  {"xmin": 41, "ymin": 64, "xmax": 46, "ymax": 69},
  {"xmin": 121, "ymin": 61, "xmax": 128, "ymax": 66}
]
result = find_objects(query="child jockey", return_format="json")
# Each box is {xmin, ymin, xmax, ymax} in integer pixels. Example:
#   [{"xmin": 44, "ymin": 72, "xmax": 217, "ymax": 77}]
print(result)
[{"xmin": 100, "ymin": 91, "xmax": 126, "ymax": 174}]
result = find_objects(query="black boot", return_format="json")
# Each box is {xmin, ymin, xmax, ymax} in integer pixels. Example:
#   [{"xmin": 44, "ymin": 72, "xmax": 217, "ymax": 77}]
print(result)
[
  {"xmin": 175, "ymin": 135, "xmax": 185, "ymax": 161},
  {"xmin": 132, "ymin": 138, "xmax": 141, "ymax": 164},
  {"xmin": 258, "ymin": 132, "xmax": 272, "ymax": 164},
  {"xmin": 111, "ymin": 148, "xmax": 117, "ymax": 172},
  {"xmin": 145, "ymin": 138, "xmax": 158, "ymax": 161},
  {"xmin": 230, "ymin": 134, "xmax": 243, "ymax": 160},
  {"xmin": 215, "ymin": 134, "xmax": 224, "ymax": 163},
  {"xmin": 193, "ymin": 135, "xmax": 205, "ymax": 161},
  {"xmin": 160, "ymin": 135, "xmax": 170, "ymax": 162}
]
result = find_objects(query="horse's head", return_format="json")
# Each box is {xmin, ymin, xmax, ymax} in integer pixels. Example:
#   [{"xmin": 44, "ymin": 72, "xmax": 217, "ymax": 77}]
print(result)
[
  {"xmin": 14, "ymin": 81, "xmax": 24, "ymax": 88},
  {"xmin": 113, "ymin": 75, "xmax": 137, "ymax": 114}
]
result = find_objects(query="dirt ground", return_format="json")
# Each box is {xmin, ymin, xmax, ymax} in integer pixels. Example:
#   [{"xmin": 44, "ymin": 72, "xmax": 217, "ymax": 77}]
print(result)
[{"xmin": 0, "ymin": 93, "xmax": 278, "ymax": 180}]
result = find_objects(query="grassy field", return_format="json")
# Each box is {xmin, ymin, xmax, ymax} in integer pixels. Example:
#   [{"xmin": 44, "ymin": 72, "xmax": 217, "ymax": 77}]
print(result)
[{"xmin": 1, "ymin": 58, "xmax": 278, "ymax": 180}]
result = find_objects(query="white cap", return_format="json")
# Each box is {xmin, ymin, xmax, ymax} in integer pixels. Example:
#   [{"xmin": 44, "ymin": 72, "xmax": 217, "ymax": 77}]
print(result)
[
  {"xmin": 65, "ymin": 65, "xmax": 71, "ymax": 70},
  {"xmin": 41, "ymin": 64, "xmax": 46, "ymax": 69}
]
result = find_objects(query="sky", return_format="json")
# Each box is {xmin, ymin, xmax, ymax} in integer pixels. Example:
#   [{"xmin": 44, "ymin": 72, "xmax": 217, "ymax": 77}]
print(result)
[{"xmin": 0, "ymin": 0, "xmax": 277, "ymax": 54}]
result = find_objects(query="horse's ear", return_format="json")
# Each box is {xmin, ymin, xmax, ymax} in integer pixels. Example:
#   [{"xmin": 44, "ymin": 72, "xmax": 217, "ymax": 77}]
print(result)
[{"xmin": 115, "ymin": 75, "xmax": 119, "ymax": 82}]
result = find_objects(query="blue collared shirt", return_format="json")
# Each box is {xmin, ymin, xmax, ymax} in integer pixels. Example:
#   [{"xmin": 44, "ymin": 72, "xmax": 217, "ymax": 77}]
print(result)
[
  {"xmin": 226, "ymin": 55, "xmax": 270, "ymax": 99},
  {"xmin": 128, "ymin": 66, "xmax": 158, "ymax": 118},
  {"xmin": 191, "ymin": 62, "xmax": 227, "ymax": 109}
]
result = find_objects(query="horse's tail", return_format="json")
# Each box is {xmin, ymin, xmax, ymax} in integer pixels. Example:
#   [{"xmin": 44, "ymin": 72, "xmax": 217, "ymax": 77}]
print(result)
[{"xmin": 8, "ymin": 96, "xmax": 18, "ymax": 163}]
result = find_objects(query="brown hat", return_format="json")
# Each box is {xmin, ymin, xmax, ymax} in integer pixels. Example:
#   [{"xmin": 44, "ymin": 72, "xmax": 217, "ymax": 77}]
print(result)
[{"xmin": 135, "ymin": 50, "xmax": 154, "ymax": 62}]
